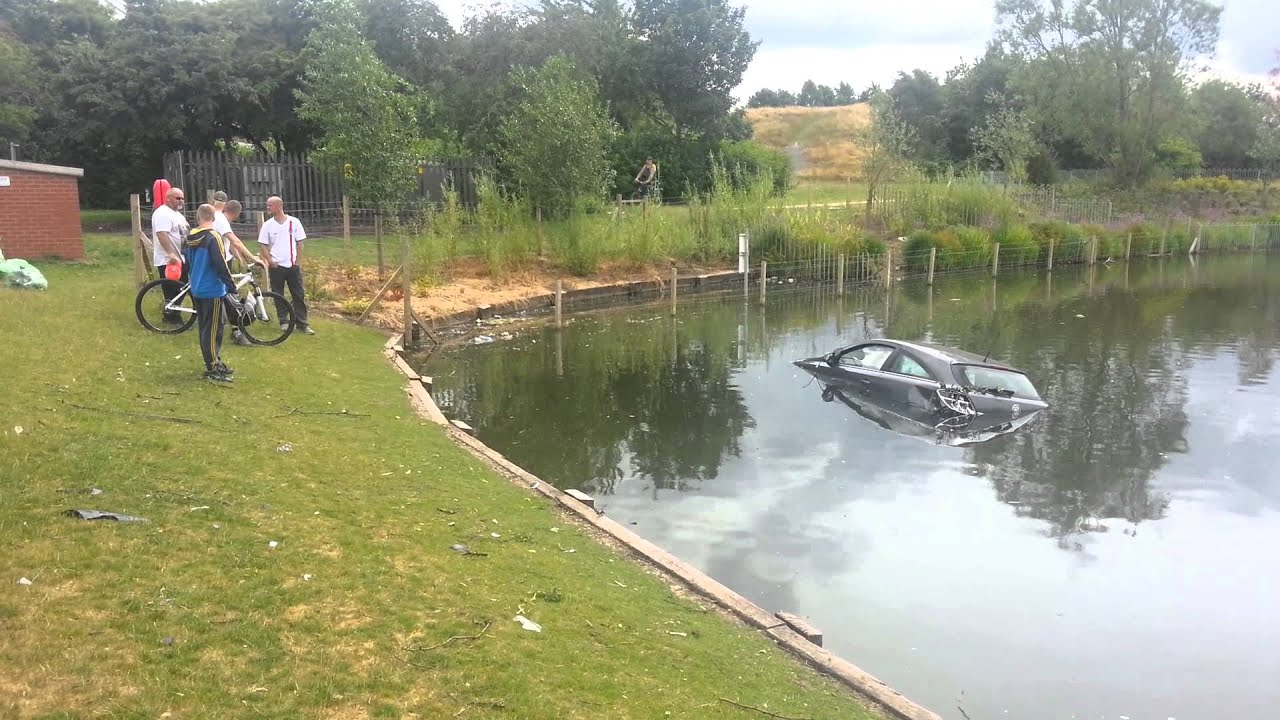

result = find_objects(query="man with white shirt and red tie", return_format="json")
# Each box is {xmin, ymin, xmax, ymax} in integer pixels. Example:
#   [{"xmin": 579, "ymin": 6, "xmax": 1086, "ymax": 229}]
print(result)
[{"xmin": 257, "ymin": 195, "xmax": 315, "ymax": 336}]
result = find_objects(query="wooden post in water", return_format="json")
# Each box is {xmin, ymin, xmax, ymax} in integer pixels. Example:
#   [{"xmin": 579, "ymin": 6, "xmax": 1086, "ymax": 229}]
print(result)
[
  {"xmin": 758, "ymin": 261, "xmax": 767, "ymax": 307},
  {"xmin": 375, "ymin": 213, "xmax": 385, "ymax": 280},
  {"xmin": 555, "ymin": 279, "xmax": 564, "ymax": 328},
  {"xmin": 130, "ymin": 194, "xmax": 148, "ymax": 286},
  {"xmin": 1251, "ymin": 224, "xmax": 1258, "ymax": 252},
  {"xmin": 670, "ymin": 265, "xmax": 678, "ymax": 316},
  {"xmin": 884, "ymin": 250, "xmax": 892, "ymax": 286},
  {"xmin": 992, "ymin": 242, "xmax": 1001, "ymax": 277},
  {"xmin": 1088, "ymin": 236, "xmax": 1097, "ymax": 265},
  {"xmin": 400, "ymin": 228, "xmax": 412, "ymax": 349},
  {"xmin": 837, "ymin": 253, "xmax": 845, "ymax": 294},
  {"xmin": 1125, "ymin": 233, "xmax": 1132, "ymax": 262},
  {"xmin": 927, "ymin": 246, "xmax": 937, "ymax": 285},
  {"xmin": 341, "ymin": 195, "xmax": 351, "ymax": 261},
  {"xmin": 1160, "ymin": 228, "xmax": 1167, "ymax": 256},
  {"xmin": 1047, "ymin": 238, "xmax": 1055, "ymax": 271}
]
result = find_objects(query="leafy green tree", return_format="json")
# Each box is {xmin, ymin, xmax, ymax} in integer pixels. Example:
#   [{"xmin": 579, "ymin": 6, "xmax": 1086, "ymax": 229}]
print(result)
[
  {"xmin": 498, "ymin": 56, "xmax": 617, "ymax": 217},
  {"xmin": 0, "ymin": 26, "xmax": 39, "ymax": 144},
  {"xmin": 296, "ymin": 0, "xmax": 422, "ymax": 210},
  {"xmin": 834, "ymin": 82, "xmax": 857, "ymax": 106},
  {"xmin": 858, "ymin": 92, "xmax": 916, "ymax": 220},
  {"xmin": 747, "ymin": 88, "xmax": 795, "ymax": 108},
  {"xmin": 1190, "ymin": 80, "xmax": 1264, "ymax": 168},
  {"xmin": 972, "ymin": 92, "xmax": 1038, "ymax": 187},
  {"xmin": 942, "ymin": 45, "xmax": 1015, "ymax": 163},
  {"xmin": 633, "ymin": 0, "xmax": 757, "ymax": 138},
  {"xmin": 997, "ymin": 0, "xmax": 1220, "ymax": 185},
  {"xmin": 1251, "ymin": 59, "xmax": 1280, "ymax": 188},
  {"xmin": 888, "ymin": 69, "xmax": 948, "ymax": 166}
]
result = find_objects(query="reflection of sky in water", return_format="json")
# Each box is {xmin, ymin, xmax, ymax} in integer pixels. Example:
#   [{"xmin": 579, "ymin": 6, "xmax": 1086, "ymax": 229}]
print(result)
[{"xmin": 431, "ymin": 257, "xmax": 1280, "ymax": 720}]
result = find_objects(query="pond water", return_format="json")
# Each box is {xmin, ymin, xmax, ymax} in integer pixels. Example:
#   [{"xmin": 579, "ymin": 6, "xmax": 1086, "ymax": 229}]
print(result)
[{"xmin": 421, "ymin": 256, "xmax": 1280, "ymax": 720}]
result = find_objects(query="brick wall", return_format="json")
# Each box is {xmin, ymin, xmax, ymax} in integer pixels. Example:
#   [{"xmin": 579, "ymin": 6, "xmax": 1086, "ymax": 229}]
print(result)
[{"xmin": 0, "ymin": 168, "xmax": 85, "ymax": 260}]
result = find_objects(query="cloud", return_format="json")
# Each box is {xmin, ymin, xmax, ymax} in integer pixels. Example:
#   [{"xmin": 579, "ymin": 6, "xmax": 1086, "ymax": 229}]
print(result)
[{"xmin": 743, "ymin": 0, "xmax": 995, "ymax": 50}]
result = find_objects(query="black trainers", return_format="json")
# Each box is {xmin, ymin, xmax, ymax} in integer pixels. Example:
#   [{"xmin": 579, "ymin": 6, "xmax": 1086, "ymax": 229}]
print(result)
[
  {"xmin": 203, "ymin": 369, "xmax": 233, "ymax": 384},
  {"xmin": 214, "ymin": 362, "xmax": 235, "ymax": 377}
]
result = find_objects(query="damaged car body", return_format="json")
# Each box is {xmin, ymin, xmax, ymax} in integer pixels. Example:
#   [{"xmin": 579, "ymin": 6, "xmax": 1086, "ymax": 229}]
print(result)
[{"xmin": 793, "ymin": 339, "xmax": 1047, "ymax": 446}]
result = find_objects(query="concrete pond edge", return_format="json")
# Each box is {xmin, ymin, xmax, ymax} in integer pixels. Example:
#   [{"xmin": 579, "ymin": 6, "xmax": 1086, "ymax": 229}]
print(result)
[{"xmin": 381, "ymin": 332, "xmax": 942, "ymax": 720}]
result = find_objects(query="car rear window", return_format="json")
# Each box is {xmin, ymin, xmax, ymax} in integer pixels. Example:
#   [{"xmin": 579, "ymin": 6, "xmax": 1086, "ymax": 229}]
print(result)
[{"xmin": 955, "ymin": 364, "xmax": 1041, "ymax": 400}]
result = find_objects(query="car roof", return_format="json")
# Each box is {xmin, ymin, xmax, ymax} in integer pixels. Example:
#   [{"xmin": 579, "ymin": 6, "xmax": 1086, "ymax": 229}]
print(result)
[{"xmin": 863, "ymin": 339, "xmax": 1023, "ymax": 372}]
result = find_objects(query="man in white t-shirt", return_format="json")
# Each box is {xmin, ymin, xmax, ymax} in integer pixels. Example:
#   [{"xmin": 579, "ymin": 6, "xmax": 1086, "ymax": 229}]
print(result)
[
  {"xmin": 257, "ymin": 195, "xmax": 314, "ymax": 335},
  {"xmin": 151, "ymin": 186, "xmax": 190, "ymax": 322},
  {"xmin": 211, "ymin": 192, "xmax": 255, "ymax": 268},
  {"xmin": 212, "ymin": 197, "xmax": 254, "ymax": 347}
]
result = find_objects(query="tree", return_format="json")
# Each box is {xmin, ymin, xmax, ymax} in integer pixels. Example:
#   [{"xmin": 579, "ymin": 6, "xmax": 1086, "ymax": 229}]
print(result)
[
  {"xmin": 747, "ymin": 88, "xmax": 789, "ymax": 108},
  {"xmin": 997, "ymin": 0, "xmax": 1221, "ymax": 185},
  {"xmin": 972, "ymin": 92, "xmax": 1039, "ymax": 188},
  {"xmin": 858, "ymin": 92, "xmax": 916, "ymax": 222},
  {"xmin": 1251, "ymin": 57, "xmax": 1280, "ymax": 189},
  {"xmin": 0, "ymin": 26, "xmax": 39, "ymax": 145},
  {"xmin": 834, "ymin": 82, "xmax": 857, "ymax": 106},
  {"xmin": 633, "ymin": 0, "xmax": 758, "ymax": 138},
  {"xmin": 1190, "ymin": 80, "xmax": 1264, "ymax": 168},
  {"xmin": 889, "ymin": 69, "xmax": 947, "ymax": 166},
  {"xmin": 498, "ymin": 56, "xmax": 617, "ymax": 217},
  {"xmin": 942, "ymin": 45, "xmax": 1015, "ymax": 163},
  {"xmin": 296, "ymin": 0, "xmax": 422, "ymax": 210}
]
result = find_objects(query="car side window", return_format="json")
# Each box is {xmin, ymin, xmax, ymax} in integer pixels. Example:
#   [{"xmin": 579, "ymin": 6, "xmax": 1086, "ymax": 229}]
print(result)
[
  {"xmin": 838, "ymin": 344, "xmax": 895, "ymax": 370},
  {"xmin": 887, "ymin": 353, "xmax": 933, "ymax": 380}
]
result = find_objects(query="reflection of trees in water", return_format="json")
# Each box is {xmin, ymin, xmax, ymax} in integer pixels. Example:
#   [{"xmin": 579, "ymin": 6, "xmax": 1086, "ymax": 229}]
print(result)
[
  {"xmin": 431, "ymin": 256, "xmax": 1278, "ymax": 550},
  {"xmin": 430, "ymin": 312, "xmax": 756, "ymax": 496},
  {"xmin": 884, "ymin": 259, "xmax": 1278, "ymax": 549}
]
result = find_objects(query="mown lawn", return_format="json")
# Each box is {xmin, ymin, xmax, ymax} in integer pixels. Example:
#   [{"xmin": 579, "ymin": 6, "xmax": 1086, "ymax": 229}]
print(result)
[{"xmin": 0, "ymin": 235, "xmax": 879, "ymax": 719}]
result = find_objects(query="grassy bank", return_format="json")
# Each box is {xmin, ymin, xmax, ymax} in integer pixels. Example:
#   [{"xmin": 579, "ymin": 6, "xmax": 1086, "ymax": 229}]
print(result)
[{"xmin": 0, "ymin": 236, "xmax": 880, "ymax": 719}]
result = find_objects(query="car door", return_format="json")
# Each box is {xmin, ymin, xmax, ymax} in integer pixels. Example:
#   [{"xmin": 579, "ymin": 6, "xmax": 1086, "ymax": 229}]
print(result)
[
  {"xmin": 830, "ymin": 343, "xmax": 897, "ymax": 399},
  {"xmin": 880, "ymin": 349, "xmax": 942, "ymax": 420}
]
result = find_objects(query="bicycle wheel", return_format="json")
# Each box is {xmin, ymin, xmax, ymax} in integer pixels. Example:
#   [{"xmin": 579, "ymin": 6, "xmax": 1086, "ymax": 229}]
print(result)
[
  {"xmin": 136, "ymin": 279, "xmax": 197, "ymax": 334},
  {"xmin": 238, "ymin": 291, "xmax": 295, "ymax": 346}
]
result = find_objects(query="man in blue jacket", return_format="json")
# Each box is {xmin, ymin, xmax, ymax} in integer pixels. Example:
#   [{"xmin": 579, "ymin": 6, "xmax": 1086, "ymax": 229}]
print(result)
[{"xmin": 184, "ymin": 204, "xmax": 238, "ymax": 383}]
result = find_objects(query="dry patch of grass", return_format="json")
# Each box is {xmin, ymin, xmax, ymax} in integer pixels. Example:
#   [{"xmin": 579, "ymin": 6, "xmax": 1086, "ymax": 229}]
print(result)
[{"xmin": 747, "ymin": 105, "xmax": 873, "ymax": 181}]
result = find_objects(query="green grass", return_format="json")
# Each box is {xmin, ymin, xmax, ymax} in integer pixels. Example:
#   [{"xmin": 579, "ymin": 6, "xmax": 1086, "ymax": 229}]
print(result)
[
  {"xmin": 786, "ymin": 181, "xmax": 870, "ymax": 206},
  {"xmin": 80, "ymin": 209, "xmax": 133, "ymax": 231},
  {"xmin": 0, "ymin": 234, "xmax": 879, "ymax": 719}
]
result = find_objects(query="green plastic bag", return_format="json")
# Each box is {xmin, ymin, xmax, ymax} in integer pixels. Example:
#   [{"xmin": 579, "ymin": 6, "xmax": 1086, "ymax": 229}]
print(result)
[{"xmin": 0, "ymin": 258, "xmax": 49, "ymax": 290}]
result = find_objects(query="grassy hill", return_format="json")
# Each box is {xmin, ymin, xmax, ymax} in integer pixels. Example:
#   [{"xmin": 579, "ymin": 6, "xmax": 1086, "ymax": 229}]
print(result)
[{"xmin": 746, "ymin": 104, "xmax": 871, "ymax": 182}]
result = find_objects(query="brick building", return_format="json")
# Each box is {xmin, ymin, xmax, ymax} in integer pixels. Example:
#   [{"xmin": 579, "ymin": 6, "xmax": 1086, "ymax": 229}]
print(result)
[{"xmin": 0, "ymin": 159, "xmax": 85, "ymax": 260}]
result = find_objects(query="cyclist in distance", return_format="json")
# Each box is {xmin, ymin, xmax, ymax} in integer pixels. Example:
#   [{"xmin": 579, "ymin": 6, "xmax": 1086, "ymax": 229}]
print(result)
[{"xmin": 634, "ymin": 157, "xmax": 658, "ymax": 200}]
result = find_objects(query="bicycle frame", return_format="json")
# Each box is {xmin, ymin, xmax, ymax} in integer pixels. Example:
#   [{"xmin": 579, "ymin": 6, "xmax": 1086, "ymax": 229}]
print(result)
[{"xmin": 163, "ymin": 272, "xmax": 266, "ymax": 321}]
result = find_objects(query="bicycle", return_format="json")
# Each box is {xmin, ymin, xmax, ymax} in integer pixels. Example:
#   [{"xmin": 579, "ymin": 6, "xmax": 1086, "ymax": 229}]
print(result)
[
  {"xmin": 134, "ymin": 263, "xmax": 295, "ymax": 346},
  {"xmin": 631, "ymin": 179, "xmax": 661, "ymax": 204}
]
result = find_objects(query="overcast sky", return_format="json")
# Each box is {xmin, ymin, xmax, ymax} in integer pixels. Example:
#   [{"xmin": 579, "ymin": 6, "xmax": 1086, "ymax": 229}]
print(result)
[{"xmin": 433, "ymin": 0, "xmax": 1278, "ymax": 99}]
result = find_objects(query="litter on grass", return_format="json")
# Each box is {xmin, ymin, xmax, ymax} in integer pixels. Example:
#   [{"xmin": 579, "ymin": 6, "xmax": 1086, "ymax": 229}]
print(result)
[
  {"xmin": 65, "ymin": 509, "xmax": 148, "ymax": 522},
  {"xmin": 514, "ymin": 615, "xmax": 542, "ymax": 633}
]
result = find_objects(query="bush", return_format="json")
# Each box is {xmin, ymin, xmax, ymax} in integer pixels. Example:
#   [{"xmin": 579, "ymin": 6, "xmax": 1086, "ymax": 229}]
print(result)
[
  {"xmin": 717, "ymin": 141, "xmax": 792, "ymax": 195},
  {"xmin": 903, "ymin": 230, "xmax": 937, "ymax": 272},
  {"xmin": 993, "ymin": 224, "xmax": 1039, "ymax": 267},
  {"xmin": 938, "ymin": 225, "xmax": 992, "ymax": 270}
]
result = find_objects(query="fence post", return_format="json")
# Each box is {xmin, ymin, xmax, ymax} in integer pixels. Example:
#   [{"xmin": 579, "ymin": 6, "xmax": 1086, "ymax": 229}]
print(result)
[
  {"xmin": 671, "ymin": 265, "xmax": 679, "ymax": 316},
  {"xmin": 758, "ymin": 261, "xmax": 767, "ymax": 306},
  {"xmin": 401, "ymin": 228, "xmax": 412, "ymax": 349},
  {"xmin": 1251, "ymin": 224, "xmax": 1258, "ymax": 252},
  {"xmin": 1047, "ymin": 238, "xmax": 1055, "ymax": 272},
  {"xmin": 927, "ymin": 246, "xmax": 937, "ymax": 285},
  {"xmin": 992, "ymin": 242, "xmax": 1001, "ymax": 277},
  {"xmin": 555, "ymin": 279, "xmax": 564, "ymax": 328},
  {"xmin": 884, "ymin": 250, "xmax": 892, "ymax": 286},
  {"xmin": 1160, "ymin": 228, "xmax": 1167, "ymax": 256},
  {"xmin": 1125, "ymin": 233, "xmax": 1132, "ymax": 262},
  {"xmin": 341, "ymin": 195, "xmax": 351, "ymax": 261},
  {"xmin": 130, "ymin": 194, "xmax": 148, "ymax": 286},
  {"xmin": 536, "ymin": 207, "xmax": 545, "ymax": 258},
  {"xmin": 837, "ymin": 253, "xmax": 845, "ymax": 294},
  {"xmin": 375, "ymin": 213, "xmax": 385, "ymax": 280},
  {"xmin": 1088, "ymin": 236, "xmax": 1097, "ymax": 265}
]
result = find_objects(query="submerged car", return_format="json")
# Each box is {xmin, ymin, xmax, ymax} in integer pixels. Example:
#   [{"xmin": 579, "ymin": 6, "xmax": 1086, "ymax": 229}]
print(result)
[{"xmin": 793, "ymin": 339, "xmax": 1047, "ymax": 446}]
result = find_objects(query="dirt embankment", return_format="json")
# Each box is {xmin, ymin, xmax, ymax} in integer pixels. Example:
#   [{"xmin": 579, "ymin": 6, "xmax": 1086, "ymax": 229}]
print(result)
[{"xmin": 312, "ymin": 257, "xmax": 735, "ymax": 330}]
